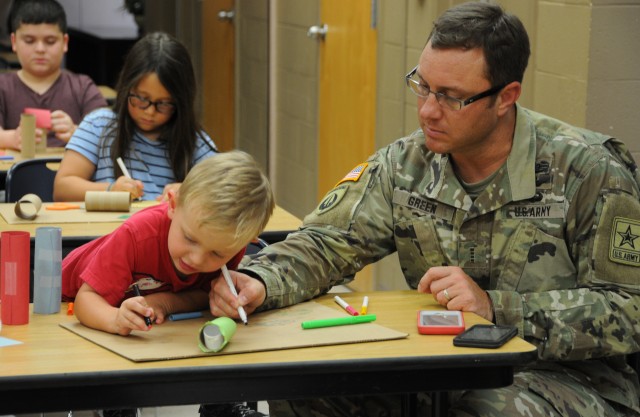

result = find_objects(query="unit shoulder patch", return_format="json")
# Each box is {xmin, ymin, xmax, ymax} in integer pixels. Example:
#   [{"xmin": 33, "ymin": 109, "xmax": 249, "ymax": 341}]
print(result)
[
  {"xmin": 316, "ymin": 184, "xmax": 348, "ymax": 215},
  {"xmin": 609, "ymin": 216, "xmax": 640, "ymax": 266}
]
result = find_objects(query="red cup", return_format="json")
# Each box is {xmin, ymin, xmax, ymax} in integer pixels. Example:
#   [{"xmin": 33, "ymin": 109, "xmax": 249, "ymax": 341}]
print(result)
[{"xmin": 1, "ymin": 231, "xmax": 31, "ymax": 325}]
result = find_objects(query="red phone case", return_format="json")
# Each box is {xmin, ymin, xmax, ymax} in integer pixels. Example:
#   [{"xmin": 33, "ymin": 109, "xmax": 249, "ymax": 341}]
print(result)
[{"xmin": 417, "ymin": 310, "xmax": 465, "ymax": 335}]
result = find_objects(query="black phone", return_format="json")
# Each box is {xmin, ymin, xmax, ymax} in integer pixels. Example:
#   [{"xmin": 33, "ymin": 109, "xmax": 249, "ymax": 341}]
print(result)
[{"xmin": 453, "ymin": 324, "xmax": 517, "ymax": 349}]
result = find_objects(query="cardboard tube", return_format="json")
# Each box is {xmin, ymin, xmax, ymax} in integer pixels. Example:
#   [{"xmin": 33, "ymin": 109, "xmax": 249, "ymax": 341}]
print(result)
[
  {"xmin": 84, "ymin": 191, "xmax": 131, "ymax": 212},
  {"xmin": 198, "ymin": 317, "xmax": 237, "ymax": 353},
  {"xmin": 14, "ymin": 193, "xmax": 43, "ymax": 220},
  {"xmin": 33, "ymin": 227, "xmax": 62, "ymax": 314},
  {"xmin": 1, "ymin": 231, "xmax": 31, "ymax": 325},
  {"xmin": 20, "ymin": 113, "xmax": 36, "ymax": 159}
]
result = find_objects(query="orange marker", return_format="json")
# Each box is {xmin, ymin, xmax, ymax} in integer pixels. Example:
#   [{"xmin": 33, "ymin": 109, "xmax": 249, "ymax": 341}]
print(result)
[{"xmin": 67, "ymin": 302, "xmax": 74, "ymax": 315}]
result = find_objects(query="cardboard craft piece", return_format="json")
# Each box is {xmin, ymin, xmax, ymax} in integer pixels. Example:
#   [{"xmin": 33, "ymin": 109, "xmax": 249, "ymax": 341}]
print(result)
[
  {"xmin": 60, "ymin": 301, "xmax": 408, "ymax": 362},
  {"xmin": 20, "ymin": 113, "xmax": 36, "ymax": 159}
]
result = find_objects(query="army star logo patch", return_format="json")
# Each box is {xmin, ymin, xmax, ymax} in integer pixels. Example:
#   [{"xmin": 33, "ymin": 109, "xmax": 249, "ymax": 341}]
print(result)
[{"xmin": 610, "ymin": 217, "xmax": 640, "ymax": 266}]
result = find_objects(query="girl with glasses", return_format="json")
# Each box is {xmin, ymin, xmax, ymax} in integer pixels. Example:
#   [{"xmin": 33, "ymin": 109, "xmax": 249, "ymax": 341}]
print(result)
[{"xmin": 54, "ymin": 32, "xmax": 218, "ymax": 202}]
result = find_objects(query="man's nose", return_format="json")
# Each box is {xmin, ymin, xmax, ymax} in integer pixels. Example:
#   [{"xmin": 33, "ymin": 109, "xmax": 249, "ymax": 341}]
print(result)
[{"xmin": 418, "ymin": 93, "xmax": 442, "ymax": 118}]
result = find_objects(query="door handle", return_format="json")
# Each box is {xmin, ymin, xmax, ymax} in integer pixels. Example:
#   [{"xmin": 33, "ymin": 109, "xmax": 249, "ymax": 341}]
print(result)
[
  {"xmin": 307, "ymin": 24, "xmax": 327, "ymax": 41},
  {"xmin": 217, "ymin": 10, "xmax": 235, "ymax": 21}
]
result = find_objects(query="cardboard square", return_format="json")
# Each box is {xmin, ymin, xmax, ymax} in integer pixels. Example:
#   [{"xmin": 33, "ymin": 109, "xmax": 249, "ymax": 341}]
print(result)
[{"xmin": 60, "ymin": 301, "xmax": 408, "ymax": 362}]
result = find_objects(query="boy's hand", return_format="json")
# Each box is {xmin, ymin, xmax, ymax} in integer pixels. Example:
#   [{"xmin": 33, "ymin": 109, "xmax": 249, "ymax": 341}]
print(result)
[
  {"xmin": 116, "ymin": 296, "xmax": 154, "ymax": 336},
  {"xmin": 50, "ymin": 110, "xmax": 76, "ymax": 142},
  {"xmin": 7, "ymin": 127, "xmax": 22, "ymax": 150},
  {"xmin": 209, "ymin": 270, "xmax": 267, "ymax": 319},
  {"xmin": 4, "ymin": 125, "xmax": 43, "ymax": 151}
]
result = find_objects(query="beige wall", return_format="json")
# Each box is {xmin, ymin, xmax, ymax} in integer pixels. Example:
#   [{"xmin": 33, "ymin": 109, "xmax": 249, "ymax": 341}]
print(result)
[
  {"xmin": 269, "ymin": 0, "xmax": 320, "ymax": 219},
  {"xmin": 587, "ymin": 0, "xmax": 640, "ymax": 162},
  {"xmin": 236, "ymin": 0, "xmax": 270, "ymax": 171}
]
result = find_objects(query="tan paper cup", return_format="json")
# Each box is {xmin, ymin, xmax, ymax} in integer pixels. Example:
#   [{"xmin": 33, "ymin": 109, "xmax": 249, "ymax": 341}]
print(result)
[
  {"xmin": 20, "ymin": 113, "xmax": 36, "ymax": 159},
  {"xmin": 84, "ymin": 191, "xmax": 131, "ymax": 212}
]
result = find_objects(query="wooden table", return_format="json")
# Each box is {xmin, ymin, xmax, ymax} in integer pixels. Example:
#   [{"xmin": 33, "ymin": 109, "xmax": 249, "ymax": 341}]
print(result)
[
  {"xmin": 0, "ymin": 147, "xmax": 65, "ymax": 173},
  {"xmin": 0, "ymin": 204, "xmax": 301, "ymax": 243},
  {"xmin": 0, "ymin": 291, "xmax": 537, "ymax": 414}
]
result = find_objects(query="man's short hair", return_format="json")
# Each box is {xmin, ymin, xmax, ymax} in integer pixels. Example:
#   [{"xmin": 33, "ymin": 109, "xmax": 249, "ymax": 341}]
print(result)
[{"xmin": 427, "ymin": 1, "xmax": 530, "ymax": 86}]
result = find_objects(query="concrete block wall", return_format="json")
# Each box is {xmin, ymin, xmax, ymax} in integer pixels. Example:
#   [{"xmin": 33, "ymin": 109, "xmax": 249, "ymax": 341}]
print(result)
[
  {"xmin": 587, "ymin": 0, "xmax": 640, "ymax": 162},
  {"xmin": 236, "ymin": 0, "xmax": 270, "ymax": 172},
  {"xmin": 270, "ymin": 0, "xmax": 320, "ymax": 219},
  {"xmin": 533, "ymin": 0, "xmax": 591, "ymax": 127}
]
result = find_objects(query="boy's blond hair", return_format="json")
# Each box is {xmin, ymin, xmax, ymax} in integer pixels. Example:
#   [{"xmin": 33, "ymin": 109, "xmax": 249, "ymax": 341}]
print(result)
[{"xmin": 177, "ymin": 150, "xmax": 275, "ymax": 245}]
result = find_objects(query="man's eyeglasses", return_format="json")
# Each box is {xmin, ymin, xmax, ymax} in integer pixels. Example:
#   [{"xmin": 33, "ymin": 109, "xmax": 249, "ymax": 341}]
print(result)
[
  {"xmin": 405, "ymin": 66, "xmax": 506, "ymax": 111},
  {"xmin": 128, "ymin": 93, "xmax": 176, "ymax": 115}
]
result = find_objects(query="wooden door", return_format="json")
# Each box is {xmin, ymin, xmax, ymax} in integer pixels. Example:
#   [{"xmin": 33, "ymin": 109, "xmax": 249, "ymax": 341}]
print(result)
[
  {"xmin": 317, "ymin": 0, "xmax": 377, "ymax": 199},
  {"xmin": 201, "ymin": 0, "xmax": 235, "ymax": 151},
  {"xmin": 317, "ymin": 0, "xmax": 377, "ymax": 291}
]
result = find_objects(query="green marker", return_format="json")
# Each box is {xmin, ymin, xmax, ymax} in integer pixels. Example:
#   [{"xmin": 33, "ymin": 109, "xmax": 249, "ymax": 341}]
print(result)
[{"xmin": 301, "ymin": 314, "xmax": 377, "ymax": 329}]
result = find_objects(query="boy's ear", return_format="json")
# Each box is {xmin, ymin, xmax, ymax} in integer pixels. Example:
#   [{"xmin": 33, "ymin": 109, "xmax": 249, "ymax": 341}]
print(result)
[
  {"xmin": 166, "ymin": 189, "xmax": 178, "ymax": 218},
  {"xmin": 167, "ymin": 189, "xmax": 178, "ymax": 208}
]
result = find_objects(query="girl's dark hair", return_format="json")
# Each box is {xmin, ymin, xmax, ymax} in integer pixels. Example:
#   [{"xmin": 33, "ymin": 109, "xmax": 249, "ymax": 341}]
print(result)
[
  {"xmin": 427, "ymin": 2, "xmax": 530, "ymax": 86},
  {"xmin": 107, "ymin": 32, "xmax": 204, "ymax": 182},
  {"xmin": 10, "ymin": 0, "xmax": 67, "ymax": 33}
]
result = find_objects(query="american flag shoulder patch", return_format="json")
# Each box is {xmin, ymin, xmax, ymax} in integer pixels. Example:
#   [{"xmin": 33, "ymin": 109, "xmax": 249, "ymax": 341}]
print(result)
[{"xmin": 336, "ymin": 163, "xmax": 368, "ymax": 186}]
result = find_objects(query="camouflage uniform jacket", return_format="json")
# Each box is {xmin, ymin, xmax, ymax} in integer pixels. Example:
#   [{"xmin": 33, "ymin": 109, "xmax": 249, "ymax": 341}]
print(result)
[{"xmin": 242, "ymin": 105, "xmax": 640, "ymax": 410}]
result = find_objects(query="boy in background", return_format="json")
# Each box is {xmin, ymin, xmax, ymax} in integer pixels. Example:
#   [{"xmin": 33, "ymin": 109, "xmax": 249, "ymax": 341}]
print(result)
[
  {"xmin": 0, "ymin": 0, "xmax": 107, "ymax": 150},
  {"xmin": 62, "ymin": 150, "xmax": 274, "ymax": 336}
]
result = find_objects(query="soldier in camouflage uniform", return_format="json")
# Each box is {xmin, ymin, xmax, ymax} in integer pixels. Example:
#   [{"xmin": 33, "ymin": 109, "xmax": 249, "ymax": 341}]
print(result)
[{"xmin": 208, "ymin": 2, "xmax": 640, "ymax": 416}]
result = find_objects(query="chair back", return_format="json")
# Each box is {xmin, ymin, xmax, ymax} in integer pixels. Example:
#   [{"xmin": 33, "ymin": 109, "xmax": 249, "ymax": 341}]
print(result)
[
  {"xmin": 4, "ymin": 157, "xmax": 62, "ymax": 203},
  {"xmin": 245, "ymin": 237, "xmax": 269, "ymax": 255}
]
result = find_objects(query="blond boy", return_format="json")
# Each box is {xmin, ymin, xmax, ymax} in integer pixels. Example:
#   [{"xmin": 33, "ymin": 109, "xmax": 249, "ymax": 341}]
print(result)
[{"xmin": 62, "ymin": 151, "xmax": 274, "ymax": 335}]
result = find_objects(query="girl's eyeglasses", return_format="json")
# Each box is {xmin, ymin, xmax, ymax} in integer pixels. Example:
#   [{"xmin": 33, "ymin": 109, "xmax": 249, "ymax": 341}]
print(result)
[{"xmin": 128, "ymin": 93, "xmax": 176, "ymax": 115}]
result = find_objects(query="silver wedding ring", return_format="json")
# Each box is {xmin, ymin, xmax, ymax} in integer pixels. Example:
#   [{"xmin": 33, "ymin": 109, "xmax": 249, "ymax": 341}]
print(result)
[{"xmin": 443, "ymin": 288, "xmax": 451, "ymax": 301}]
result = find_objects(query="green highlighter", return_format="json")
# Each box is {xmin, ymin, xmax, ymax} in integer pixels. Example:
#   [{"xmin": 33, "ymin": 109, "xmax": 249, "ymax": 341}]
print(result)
[{"xmin": 301, "ymin": 314, "xmax": 376, "ymax": 329}]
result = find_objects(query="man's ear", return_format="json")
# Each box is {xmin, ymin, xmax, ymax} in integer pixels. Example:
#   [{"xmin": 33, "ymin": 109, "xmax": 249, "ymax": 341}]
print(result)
[{"xmin": 497, "ymin": 81, "xmax": 521, "ymax": 116}]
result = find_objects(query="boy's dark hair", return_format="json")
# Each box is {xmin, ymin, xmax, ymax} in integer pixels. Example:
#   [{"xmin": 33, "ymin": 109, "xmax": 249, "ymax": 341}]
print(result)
[{"xmin": 10, "ymin": 0, "xmax": 67, "ymax": 33}]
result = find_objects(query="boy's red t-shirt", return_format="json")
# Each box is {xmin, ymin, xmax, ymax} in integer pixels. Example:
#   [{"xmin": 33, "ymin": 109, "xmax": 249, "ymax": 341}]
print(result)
[{"xmin": 62, "ymin": 203, "xmax": 245, "ymax": 306}]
